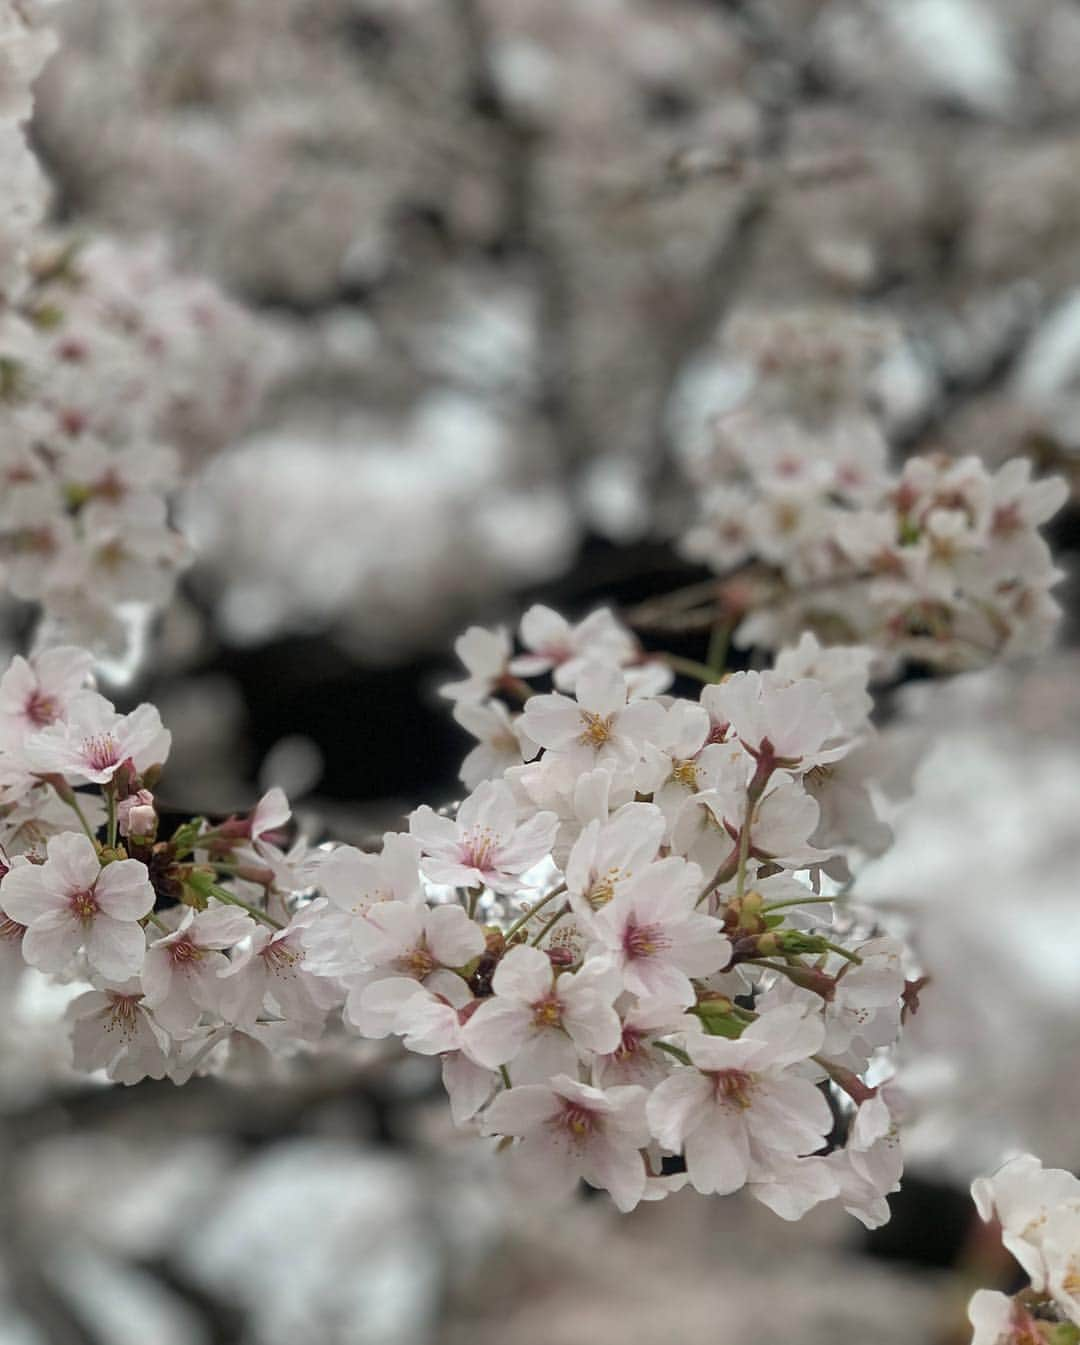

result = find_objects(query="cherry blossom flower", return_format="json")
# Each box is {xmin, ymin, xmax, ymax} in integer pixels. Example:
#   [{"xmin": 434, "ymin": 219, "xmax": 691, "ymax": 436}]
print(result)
[
  {"xmin": 0, "ymin": 645, "xmax": 93, "ymax": 745},
  {"xmin": 439, "ymin": 625, "xmax": 512, "ymax": 702},
  {"xmin": 507, "ymin": 758, "xmax": 636, "ymax": 865},
  {"xmin": 342, "ymin": 901, "xmax": 485, "ymax": 1035},
  {"xmin": 634, "ymin": 700, "xmax": 735, "ymax": 836},
  {"xmin": 26, "ymin": 690, "xmax": 171, "ymax": 784},
  {"xmin": 409, "ymin": 779, "xmax": 557, "ymax": 892},
  {"xmin": 968, "ymin": 1152, "xmax": 1080, "ymax": 1335},
  {"xmin": 675, "ymin": 773, "xmax": 829, "ymax": 874},
  {"xmin": 646, "ymin": 1005, "xmax": 830, "ymax": 1196},
  {"xmin": 67, "ymin": 978, "xmax": 171, "ymax": 1085},
  {"xmin": 453, "ymin": 698, "xmax": 535, "ymax": 790},
  {"xmin": 509, "ymin": 604, "xmax": 637, "ymax": 691},
  {"xmin": 972, "ymin": 1154, "xmax": 1080, "ymax": 1296},
  {"xmin": 463, "ymin": 944, "xmax": 622, "ymax": 1082},
  {"xmin": 218, "ymin": 901, "xmax": 339, "ymax": 1028},
  {"xmin": 0, "ymin": 832, "xmax": 152, "ymax": 978},
  {"xmin": 564, "ymin": 801, "xmax": 665, "ymax": 918},
  {"xmin": 773, "ymin": 634, "xmax": 875, "ymax": 738},
  {"xmin": 588, "ymin": 856, "xmax": 731, "ymax": 1008},
  {"xmin": 520, "ymin": 663, "xmax": 664, "ymax": 772},
  {"xmin": 141, "ymin": 906, "xmax": 256, "ymax": 1033},
  {"xmin": 483, "ymin": 1074, "xmax": 651, "ymax": 1212},
  {"xmin": 320, "ymin": 832, "xmax": 424, "ymax": 916},
  {"xmin": 706, "ymin": 670, "xmax": 844, "ymax": 769},
  {"xmin": 592, "ymin": 998, "xmax": 692, "ymax": 1090}
]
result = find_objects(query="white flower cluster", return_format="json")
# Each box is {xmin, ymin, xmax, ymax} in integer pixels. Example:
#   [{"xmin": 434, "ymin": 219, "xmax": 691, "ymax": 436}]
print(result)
[
  {"xmin": 0, "ymin": 609, "xmax": 909, "ymax": 1222},
  {"xmin": 968, "ymin": 1154, "xmax": 1080, "ymax": 1344},
  {"xmin": 0, "ymin": 233, "xmax": 281, "ymax": 651},
  {"xmin": 681, "ymin": 396, "xmax": 1067, "ymax": 672},
  {"xmin": 0, "ymin": 0, "xmax": 53, "ymax": 304}
]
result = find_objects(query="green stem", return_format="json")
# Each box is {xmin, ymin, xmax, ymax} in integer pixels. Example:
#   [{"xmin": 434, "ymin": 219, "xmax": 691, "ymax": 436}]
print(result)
[
  {"xmin": 61, "ymin": 790, "xmax": 98, "ymax": 845},
  {"xmin": 661, "ymin": 654, "xmax": 724, "ymax": 684},
  {"xmin": 529, "ymin": 903, "xmax": 569, "ymax": 947},
  {"xmin": 742, "ymin": 957, "xmax": 834, "ymax": 998},
  {"xmin": 206, "ymin": 882, "xmax": 284, "ymax": 930},
  {"xmin": 696, "ymin": 851, "xmax": 740, "ymax": 908},
  {"xmin": 105, "ymin": 786, "xmax": 117, "ymax": 850},
  {"xmin": 760, "ymin": 895, "xmax": 837, "ymax": 913},
  {"xmin": 653, "ymin": 1040, "xmax": 692, "ymax": 1066},
  {"xmin": 706, "ymin": 618, "xmax": 733, "ymax": 675},
  {"xmin": 504, "ymin": 884, "xmax": 566, "ymax": 940},
  {"xmin": 146, "ymin": 912, "xmax": 169, "ymax": 932},
  {"xmin": 211, "ymin": 860, "xmax": 264, "ymax": 882},
  {"xmin": 172, "ymin": 826, "xmax": 227, "ymax": 859},
  {"xmin": 734, "ymin": 791, "xmax": 754, "ymax": 899},
  {"xmin": 499, "ymin": 1065, "xmax": 512, "ymax": 1089},
  {"xmin": 821, "ymin": 940, "xmax": 862, "ymax": 965}
]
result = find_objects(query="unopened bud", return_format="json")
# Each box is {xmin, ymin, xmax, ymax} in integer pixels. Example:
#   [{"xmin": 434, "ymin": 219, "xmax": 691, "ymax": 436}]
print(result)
[{"xmin": 118, "ymin": 789, "xmax": 156, "ymax": 840}]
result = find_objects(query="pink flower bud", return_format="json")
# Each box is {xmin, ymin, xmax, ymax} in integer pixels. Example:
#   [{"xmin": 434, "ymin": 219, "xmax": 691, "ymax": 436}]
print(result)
[{"xmin": 118, "ymin": 789, "xmax": 156, "ymax": 838}]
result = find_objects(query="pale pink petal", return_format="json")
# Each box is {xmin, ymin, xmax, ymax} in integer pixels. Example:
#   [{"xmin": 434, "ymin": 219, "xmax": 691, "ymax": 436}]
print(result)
[
  {"xmin": 86, "ymin": 914, "xmax": 147, "ymax": 980},
  {"xmin": 46, "ymin": 831, "xmax": 101, "ymax": 892},
  {"xmin": 22, "ymin": 909, "xmax": 82, "ymax": 972},
  {"xmin": 0, "ymin": 863, "xmax": 59, "ymax": 922},
  {"xmin": 443, "ymin": 1053, "xmax": 495, "ymax": 1124},
  {"xmin": 425, "ymin": 904, "xmax": 485, "ymax": 967},
  {"xmin": 512, "ymin": 1030, "xmax": 579, "ymax": 1085},
  {"xmin": 94, "ymin": 859, "xmax": 154, "ymax": 920},
  {"xmin": 483, "ymin": 1082, "xmax": 562, "ymax": 1136},
  {"xmin": 491, "ymin": 944, "xmax": 553, "ymax": 1003},
  {"xmin": 685, "ymin": 1115, "xmax": 750, "ymax": 1195},
  {"xmin": 462, "ymin": 997, "xmax": 532, "ymax": 1068},
  {"xmin": 583, "ymin": 1137, "xmax": 647, "ymax": 1213},
  {"xmin": 646, "ymin": 1070, "xmax": 714, "ymax": 1150},
  {"xmin": 408, "ymin": 806, "xmax": 463, "ymax": 860},
  {"xmin": 519, "ymin": 693, "xmax": 582, "ymax": 751},
  {"xmin": 560, "ymin": 993, "xmax": 622, "ymax": 1055}
]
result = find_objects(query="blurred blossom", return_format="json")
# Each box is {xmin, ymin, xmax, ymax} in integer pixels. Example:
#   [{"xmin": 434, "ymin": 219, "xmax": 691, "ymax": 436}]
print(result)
[
  {"xmin": 180, "ymin": 414, "xmax": 580, "ymax": 655},
  {"xmin": 861, "ymin": 656, "xmax": 1080, "ymax": 1180}
]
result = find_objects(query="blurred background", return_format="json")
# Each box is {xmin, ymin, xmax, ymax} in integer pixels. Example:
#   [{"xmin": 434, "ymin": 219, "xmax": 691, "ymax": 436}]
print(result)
[{"xmin": 4, "ymin": 1, "xmax": 1080, "ymax": 1340}]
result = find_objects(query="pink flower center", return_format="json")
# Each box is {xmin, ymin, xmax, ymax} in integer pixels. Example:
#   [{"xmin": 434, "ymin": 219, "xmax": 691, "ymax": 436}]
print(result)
[
  {"xmin": 0, "ymin": 914, "xmax": 25, "ymax": 941},
  {"xmin": 586, "ymin": 868, "xmax": 620, "ymax": 910},
  {"xmin": 578, "ymin": 711, "xmax": 615, "ymax": 749},
  {"xmin": 531, "ymin": 994, "xmax": 563, "ymax": 1029},
  {"xmin": 992, "ymin": 501, "xmax": 1022, "ymax": 537},
  {"xmin": 105, "ymin": 993, "xmax": 141, "ymax": 1041},
  {"xmin": 69, "ymin": 888, "xmax": 99, "ymax": 920},
  {"xmin": 170, "ymin": 938, "xmax": 203, "ymax": 964},
  {"xmin": 24, "ymin": 690, "xmax": 60, "ymax": 727},
  {"xmin": 462, "ymin": 827, "xmax": 497, "ymax": 872},
  {"xmin": 708, "ymin": 1068, "xmax": 756, "ymax": 1111},
  {"xmin": 263, "ymin": 939, "xmax": 301, "ymax": 972},
  {"xmin": 555, "ymin": 1101, "xmax": 600, "ymax": 1142},
  {"xmin": 613, "ymin": 1027, "xmax": 644, "ymax": 1063},
  {"xmin": 670, "ymin": 758, "xmax": 699, "ymax": 790},
  {"xmin": 401, "ymin": 944, "xmax": 435, "ymax": 979},
  {"xmin": 622, "ymin": 918, "xmax": 669, "ymax": 961},
  {"xmin": 81, "ymin": 732, "xmax": 121, "ymax": 772}
]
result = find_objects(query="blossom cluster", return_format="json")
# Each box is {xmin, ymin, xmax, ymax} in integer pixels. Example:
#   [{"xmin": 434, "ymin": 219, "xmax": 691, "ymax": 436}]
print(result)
[
  {"xmin": 0, "ymin": 611, "xmax": 909, "ymax": 1221},
  {"xmin": 676, "ymin": 315, "xmax": 1067, "ymax": 671},
  {"xmin": 0, "ymin": 233, "xmax": 281, "ymax": 652},
  {"xmin": 968, "ymin": 1154, "xmax": 1080, "ymax": 1344},
  {"xmin": 0, "ymin": 0, "xmax": 52, "ymax": 305}
]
